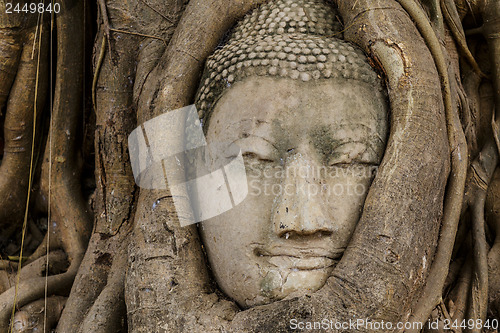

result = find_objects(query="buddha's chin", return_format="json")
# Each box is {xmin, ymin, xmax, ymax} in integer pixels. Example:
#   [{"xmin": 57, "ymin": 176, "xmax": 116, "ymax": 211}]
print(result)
[{"xmin": 241, "ymin": 266, "xmax": 334, "ymax": 308}]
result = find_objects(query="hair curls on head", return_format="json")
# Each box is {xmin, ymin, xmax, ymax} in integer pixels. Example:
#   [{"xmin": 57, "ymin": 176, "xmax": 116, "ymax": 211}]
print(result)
[{"xmin": 194, "ymin": 0, "xmax": 382, "ymax": 127}]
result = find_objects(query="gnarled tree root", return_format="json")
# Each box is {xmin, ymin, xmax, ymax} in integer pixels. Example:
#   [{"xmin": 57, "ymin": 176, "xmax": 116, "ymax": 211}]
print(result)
[
  {"xmin": 485, "ymin": 167, "xmax": 500, "ymax": 318},
  {"xmin": 480, "ymin": 0, "xmax": 500, "ymax": 118},
  {"xmin": 126, "ymin": 0, "xmax": 452, "ymax": 330},
  {"xmin": 0, "ymin": 22, "xmax": 48, "ymax": 237},
  {"xmin": 12, "ymin": 296, "xmax": 66, "ymax": 333},
  {"xmin": 38, "ymin": 0, "xmax": 92, "ymax": 329},
  {"xmin": 55, "ymin": 2, "xmax": 139, "ymax": 328},
  {"xmin": 77, "ymin": 244, "xmax": 128, "ymax": 333},
  {"xmin": 0, "ymin": 254, "xmax": 82, "ymax": 332},
  {"xmin": 0, "ymin": 0, "xmax": 91, "ymax": 330},
  {"xmin": 25, "ymin": 228, "xmax": 61, "ymax": 265},
  {"xmin": 8, "ymin": 251, "xmax": 68, "ymax": 287},
  {"xmin": 393, "ymin": 0, "xmax": 468, "ymax": 327},
  {"xmin": 450, "ymin": 254, "xmax": 473, "ymax": 324},
  {"xmin": 467, "ymin": 140, "xmax": 497, "ymax": 328},
  {"xmin": 0, "ymin": 26, "xmax": 22, "ymax": 111}
]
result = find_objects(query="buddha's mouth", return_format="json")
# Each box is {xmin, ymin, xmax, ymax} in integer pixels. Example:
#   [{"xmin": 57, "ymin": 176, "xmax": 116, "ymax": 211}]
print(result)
[{"xmin": 253, "ymin": 246, "xmax": 343, "ymax": 270}]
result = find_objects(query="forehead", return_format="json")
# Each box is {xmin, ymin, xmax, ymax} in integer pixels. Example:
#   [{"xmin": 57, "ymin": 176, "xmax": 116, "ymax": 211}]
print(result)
[{"xmin": 205, "ymin": 76, "xmax": 387, "ymax": 143}]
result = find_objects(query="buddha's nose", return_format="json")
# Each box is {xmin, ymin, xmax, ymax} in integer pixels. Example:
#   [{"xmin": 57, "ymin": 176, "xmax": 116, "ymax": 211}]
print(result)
[{"xmin": 272, "ymin": 154, "xmax": 332, "ymax": 238}]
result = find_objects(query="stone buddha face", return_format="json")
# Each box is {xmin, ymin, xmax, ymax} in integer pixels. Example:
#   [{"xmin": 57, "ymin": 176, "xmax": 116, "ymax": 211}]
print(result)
[
  {"xmin": 194, "ymin": 0, "xmax": 388, "ymax": 309},
  {"xmin": 198, "ymin": 75, "xmax": 387, "ymax": 308}
]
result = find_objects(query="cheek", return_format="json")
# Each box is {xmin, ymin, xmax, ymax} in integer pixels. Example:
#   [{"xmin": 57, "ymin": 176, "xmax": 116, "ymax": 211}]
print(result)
[
  {"xmin": 246, "ymin": 161, "xmax": 283, "ymax": 196},
  {"xmin": 200, "ymin": 185, "xmax": 275, "ymax": 248},
  {"xmin": 322, "ymin": 171, "xmax": 373, "ymax": 236},
  {"xmin": 200, "ymin": 160, "xmax": 283, "ymax": 248}
]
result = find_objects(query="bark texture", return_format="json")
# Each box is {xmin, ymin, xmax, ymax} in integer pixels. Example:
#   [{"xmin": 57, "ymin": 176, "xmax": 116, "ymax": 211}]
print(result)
[{"xmin": 0, "ymin": 0, "xmax": 499, "ymax": 332}]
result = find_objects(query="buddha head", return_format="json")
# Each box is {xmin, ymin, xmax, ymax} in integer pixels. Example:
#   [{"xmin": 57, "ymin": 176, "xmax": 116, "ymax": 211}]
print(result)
[{"xmin": 194, "ymin": 0, "xmax": 388, "ymax": 309}]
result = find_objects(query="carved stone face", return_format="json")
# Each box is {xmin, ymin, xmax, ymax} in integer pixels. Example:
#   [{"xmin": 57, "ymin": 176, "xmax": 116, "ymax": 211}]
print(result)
[{"xmin": 199, "ymin": 75, "xmax": 388, "ymax": 308}]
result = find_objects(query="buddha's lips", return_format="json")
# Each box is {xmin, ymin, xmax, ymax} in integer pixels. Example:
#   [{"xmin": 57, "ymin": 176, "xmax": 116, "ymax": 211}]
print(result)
[{"xmin": 254, "ymin": 247, "xmax": 343, "ymax": 270}]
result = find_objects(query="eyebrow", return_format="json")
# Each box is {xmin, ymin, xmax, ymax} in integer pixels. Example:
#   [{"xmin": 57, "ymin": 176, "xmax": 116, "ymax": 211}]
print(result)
[
  {"xmin": 220, "ymin": 117, "xmax": 273, "ymax": 134},
  {"xmin": 219, "ymin": 119, "xmax": 254, "ymax": 133},
  {"xmin": 332, "ymin": 122, "xmax": 386, "ymax": 146}
]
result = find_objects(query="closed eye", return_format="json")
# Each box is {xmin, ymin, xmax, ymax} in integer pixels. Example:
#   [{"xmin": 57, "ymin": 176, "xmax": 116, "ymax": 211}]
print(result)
[
  {"xmin": 328, "ymin": 161, "xmax": 379, "ymax": 178},
  {"xmin": 327, "ymin": 141, "xmax": 381, "ymax": 166},
  {"xmin": 231, "ymin": 135, "xmax": 277, "ymax": 162},
  {"xmin": 331, "ymin": 161, "xmax": 378, "ymax": 167},
  {"xmin": 242, "ymin": 151, "xmax": 274, "ymax": 162}
]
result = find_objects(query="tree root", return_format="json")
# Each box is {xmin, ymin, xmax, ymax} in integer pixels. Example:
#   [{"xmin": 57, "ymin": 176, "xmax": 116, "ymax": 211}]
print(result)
[
  {"xmin": 487, "ymin": 236, "xmax": 500, "ymax": 318},
  {"xmin": 467, "ymin": 139, "xmax": 498, "ymax": 327},
  {"xmin": 0, "ymin": 252, "xmax": 82, "ymax": 332},
  {"xmin": 27, "ymin": 221, "xmax": 43, "ymax": 246},
  {"xmin": 444, "ymin": 243, "xmax": 467, "ymax": 293},
  {"xmin": 56, "ymin": 216, "xmax": 133, "ymax": 332},
  {"xmin": 469, "ymin": 191, "xmax": 489, "ymax": 331},
  {"xmin": 25, "ymin": 227, "xmax": 61, "ymax": 265},
  {"xmin": 480, "ymin": 0, "xmax": 500, "ymax": 120},
  {"xmin": 0, "ymin": 267, "xmax": 13, "ymax": 296},
  {"xmin": 459, "ymin": 47, "xmax": 482, "ymax": 158},
  {"xmin": 78, "ymin": 244, "xmax": 128, "ymax": 333},
  {"xmin": 97, "ymin": 0, "xmax": 117, "ymax": 65},
  {"xmin": 38, "ymin": 0, "xmax": 90, "ymax": 264},
  {"xmin": 485, "ymin": 168, "xmax": 500, "ymax": 318},
  {"xmin": 423, "ymin": 0, "xmax": 445, "ymax": 38},
  {"xmin": 0, "ymin": 26, "xmax": 22, "ymax": 111},
  {"xmin": 0, "ymin": 22, "xmax": 48, "ymax": 236},
  {"xmin": 391, "ymin": 0, "xmax": 467, "ymax": 328},
  {"xmin": 12, "ymin": 296, "xmax": 66, "ymax": 333},
  {"xmin": 56, "ymin": 222, "xmax": 131, "ymax": 332},
  {"xmin": 59, "ymin": 0, "xmax": 191, "ymax": 330},
  {"xmin": 451, "ymin": 255, "xmax": 473, "ymax": 324},
  {"xmin": 0, "ymin": 0, "xmax": 92, "ymax": 330},
  {"xmin": 10, "ymin": 251, "xmax": 67, "ymax": 287},
  {"xmin": 483, "ymin": 0, "xmax": 500, "ymax": 307},
  {"xmin": 56, "ymin": 2, "xmax": 138, "ymax": 329},
  {"xmin": 441, "ymin": 0, "xmax": 485, "ymax": 78},
  {"xmin": 0, "ymin": 261, "xmax": 16, "ymax": 271}
]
